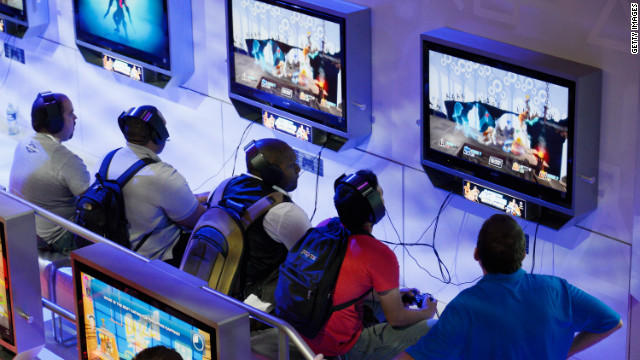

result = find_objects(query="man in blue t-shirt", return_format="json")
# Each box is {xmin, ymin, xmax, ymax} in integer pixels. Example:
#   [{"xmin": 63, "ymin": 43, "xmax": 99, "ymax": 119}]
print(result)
[{"xmin": 394, "ymin": 214, "xmax": 622, "ymax": 360}]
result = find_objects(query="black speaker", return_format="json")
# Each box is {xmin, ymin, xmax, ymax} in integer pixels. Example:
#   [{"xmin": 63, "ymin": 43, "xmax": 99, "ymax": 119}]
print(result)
[
  {"xmin": 118, "ymin": 106, "xmax": 169, "ymax": 144},
  {"xmin": 244, "ymin": 140, "xmax": 284, "ymax": 186},
  {"xmin": 334, "ymin": 173, "xmax": 386, "ymax": 224},
  {"xmin": 38, "ymin": 92, "xmax": 64, "ymax": 134}
]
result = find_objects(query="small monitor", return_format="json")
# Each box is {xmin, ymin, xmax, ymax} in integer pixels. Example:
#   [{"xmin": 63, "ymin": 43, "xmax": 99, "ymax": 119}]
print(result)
[
  {"xmin": 73, "ymin": 243, "xmax": 250, "ymax": 360},
  {"xmin": 227, "ymin": 0, "xmax": 371, "ymax": 150},
  {"xmin": 421, "ymin": 28, "xmax": 602, "ymax": 229}
]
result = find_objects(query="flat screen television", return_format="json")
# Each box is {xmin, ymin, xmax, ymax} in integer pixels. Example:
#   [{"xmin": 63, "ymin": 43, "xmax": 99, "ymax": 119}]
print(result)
[
  {"xmin": 72, "ymin": 243, "xmax": 250, "ymax": 360},
  {"xmin": 0, "ymin": 0, "xmax": 25, "ymax": 23},
  {"xmin": 227, "ymin": 0, "xmax": 371, "ymax": 150},
  {"xmin": 421, "ymin": 28, "xmax": 602, "ymax": 229},
  {"xmin": 0, "ymin": 0, "xmax": 48, "ymax": 38},
  {"xmin": 74, "ymin": 0, "xmax": 194, "ymax": 88},
  {"xmin": 0, "ymin": 223, "xmax": 14, "ymax": 348},
  {"xmin": 74, "ymin": 0, "xmax": 170, "ymax": 71},
  {"xmin": 0, "ymin": 193, "xmax": 44, "ymax": 356}
]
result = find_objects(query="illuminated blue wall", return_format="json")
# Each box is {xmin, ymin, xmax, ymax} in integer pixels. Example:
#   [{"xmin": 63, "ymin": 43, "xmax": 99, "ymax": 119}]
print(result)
[{"xmin": 0, "ymin": 0, "xmax": 637, "ymax": 358}]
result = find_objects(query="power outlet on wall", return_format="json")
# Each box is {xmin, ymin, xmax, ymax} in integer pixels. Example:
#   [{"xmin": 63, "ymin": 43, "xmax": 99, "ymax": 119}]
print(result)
[
  {"xmin": 525, "ymin": 234, "xmax": 530, "ymax": 254},
  {"xmin": 294, "ymin": 150, "xmax": 324, "ymax": 177},
  {"xmin": 4, "ymin": 43, "xmax": 25, "ymax": 64}
]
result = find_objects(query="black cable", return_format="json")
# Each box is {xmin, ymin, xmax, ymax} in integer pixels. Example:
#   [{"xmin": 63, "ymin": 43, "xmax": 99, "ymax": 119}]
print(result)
[
  {"xmin": 529, "ymin": 221, "xmax": 540, "ymax": 274},
  {"xmin": 382, "ymin": 191, "xmax": 480, "ymax": 287},
  {"xmin": 308, "ymin": 142, "xmax": 327, "ymax": 223},
  {"xmin": 231, "ymin": 121, "xmax": 255, "ymax": 177},
  {"xmin": 193, "ymin": 121, "xmax": 254, "ymax": 192},
  {"xmin": 0, "ymin": 33, "xmax": 16, "ymax": 91}
]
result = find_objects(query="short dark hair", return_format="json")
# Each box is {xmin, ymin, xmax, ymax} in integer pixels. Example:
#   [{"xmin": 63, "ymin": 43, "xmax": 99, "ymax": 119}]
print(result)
[
  {"xmin": 476, "ymin": 214, "xmax": 526, "ymax": 274},
  {"xmin": 334, "ymin": 170, "xmax": 379, "ymax": 232},
  {"xmin": 132, "ymin": 346, "xmax": 183, "ymax": 360},
  {"xmin": 31, "ymin": 92, "xmax": 66, "ymax": 133}
]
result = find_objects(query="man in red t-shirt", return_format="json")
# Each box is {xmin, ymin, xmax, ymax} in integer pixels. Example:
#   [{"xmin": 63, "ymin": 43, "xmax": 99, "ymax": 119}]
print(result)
[{"xmin": 305, "ymin": 170, "xmax": 438, "ymax": 359}]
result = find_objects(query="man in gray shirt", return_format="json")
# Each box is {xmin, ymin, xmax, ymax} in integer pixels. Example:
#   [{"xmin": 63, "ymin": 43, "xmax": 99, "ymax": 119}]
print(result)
[{"xmin": 9, "ymin": 92, "xmax": 90, "ymax": 254}]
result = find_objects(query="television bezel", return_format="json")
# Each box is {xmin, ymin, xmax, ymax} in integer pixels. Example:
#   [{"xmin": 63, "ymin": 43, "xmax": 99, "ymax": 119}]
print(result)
[
  {"xmin": 227, "ymin": 0, "xmax": 348, "ymax": 132},
  {"xmin": 422, "ymin": 38, "xmax": 576, "ymax": 211},
  {"xmin": 73, "ymin": 0, "xmax": 172, "ymax": 72}
]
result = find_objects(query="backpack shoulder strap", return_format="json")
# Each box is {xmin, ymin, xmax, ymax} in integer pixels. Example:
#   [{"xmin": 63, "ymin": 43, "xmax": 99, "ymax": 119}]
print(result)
[
  {"xmin": 239, "ymin": 191, "xmax": 285, "ymax": 228},
  {"xmin": 207, "ymin": 176, "xmax": 235, "ymax": 208},
  {"xmin": 332, "ymin": 289, "xmax": 371, "ymax": 313},
  {"xmin": 97, "ymin": 148, "xmax": 121, "ymax": 180},
  {"xmin": 116, "ymin": 157, "xmax": 157, "ymax": 187}
]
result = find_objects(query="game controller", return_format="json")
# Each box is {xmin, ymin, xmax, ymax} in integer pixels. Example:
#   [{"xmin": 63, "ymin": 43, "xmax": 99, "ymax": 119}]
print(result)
[{"xmin": 402, "ymin": 292, "xmax": 435, "ymax": 308}]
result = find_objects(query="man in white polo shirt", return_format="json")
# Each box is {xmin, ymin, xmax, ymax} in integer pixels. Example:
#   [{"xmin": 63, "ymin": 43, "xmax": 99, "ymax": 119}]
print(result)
[
  {"xmin": 9, "ymin": 92, "xmax": 90, "ymax": 254},
  {"xmin": 98, "ymin": 105, "xmax": 206, "ymax": 265}
]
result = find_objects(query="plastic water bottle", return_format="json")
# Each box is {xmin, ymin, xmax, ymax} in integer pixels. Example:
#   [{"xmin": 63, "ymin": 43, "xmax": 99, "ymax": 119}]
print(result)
[{"xmin": 6, "ymin": 103, "xmax": 18, "ymax": 136}]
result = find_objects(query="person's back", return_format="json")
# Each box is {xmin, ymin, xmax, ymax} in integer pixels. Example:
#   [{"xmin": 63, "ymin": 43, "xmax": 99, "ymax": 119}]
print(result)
[
  {"xmin": 98, "ymin": 106, "xmax": 205, "ymax": 263},
  {"xmin": 307, "ymin": 171, "xmax": 437, "ymax": 359},
  {"xmin": 219, "ymin": 138, "xmax": 310, "ymax": 303},
  {"xmin": 9, "ymin": 92, "xmax": 89, "ymax": 254},
  {"xmin": 397, "ymin": 214, "xmax": 622, "ymax": 360}
]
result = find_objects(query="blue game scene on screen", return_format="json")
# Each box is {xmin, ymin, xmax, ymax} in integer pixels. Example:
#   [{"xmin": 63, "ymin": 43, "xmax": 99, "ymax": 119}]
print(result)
[
  {"xmin": 230, "ymin": 0, "xmax": 343, "ymax": 121},
  {"xmin": 79, "ymin": 272, "xmax": 212, "ymax": 360},
  {"xmin": 76, "ymin": 0, "xmax": 169, "ymax": 64},
  {"xmin": 0, "ymin": 0, "xmax": 23, "ymax": 11},
  {"xmin": 427, "ymin": 50, "xmax": 570, "ymax": 193}
]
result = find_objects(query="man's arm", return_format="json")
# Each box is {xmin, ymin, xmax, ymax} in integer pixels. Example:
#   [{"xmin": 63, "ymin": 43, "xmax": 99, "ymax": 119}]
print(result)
[
  {"xmin": 567, "ymin": 319, "xmax": 622, "ymax": 358},
  {"xmin": 378, "ymin": 287, "xmax": 437, "ymax": 328},
  {"xmin": 174, "ymin": 201, "xmax": 206, "ymax": 229}
]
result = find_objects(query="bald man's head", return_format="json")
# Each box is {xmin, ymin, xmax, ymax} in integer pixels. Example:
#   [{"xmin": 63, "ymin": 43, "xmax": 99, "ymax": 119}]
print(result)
[{"xmin": 246, "ymin": 138, "xmax": 300, "ymax": 191}]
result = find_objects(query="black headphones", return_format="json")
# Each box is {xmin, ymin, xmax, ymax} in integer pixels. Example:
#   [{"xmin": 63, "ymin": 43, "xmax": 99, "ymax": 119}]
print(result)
[
  {"xmin": 38, "ymin": 92, "xmax": 64, "ymax": 134},
  {"xmin": 244, "ymin": 140, "xmax": 284, "ymax": 187},
  {"xmin": 334, "ymin": 173, "xmax": 386, "ymax": 225},
  {"xmin": 118, "ymin": 106, "xmax": 169, "ymax": 144}
]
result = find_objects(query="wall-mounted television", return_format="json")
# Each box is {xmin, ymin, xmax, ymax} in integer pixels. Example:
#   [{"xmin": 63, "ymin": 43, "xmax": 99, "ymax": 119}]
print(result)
[
  {"xmin": 421, "ymin": 28, "xmax": 602, "ymax": 229},
  {"xmin": 227, "ymin": 0, "xmax": 371, "ymax": 151},
  {"xmin": 0, "ymin": 193, "xmax": 45, "ymax": 357},
  {"xmin": 0, "ymin": 0, "xmax": 48, "ymax": 38},
  {"xmin": 73, "ymin": 0, "xmax": 194, "ymax": 88},
  {"xmin": 72, "ymin": 243, "xmax": 250, "ymax": 360}
]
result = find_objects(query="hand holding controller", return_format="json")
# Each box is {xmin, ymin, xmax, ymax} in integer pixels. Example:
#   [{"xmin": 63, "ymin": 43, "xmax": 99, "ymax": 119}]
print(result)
[{"xmin": 401, "ymin": 290, "xmax": 435, "ymax": 308}]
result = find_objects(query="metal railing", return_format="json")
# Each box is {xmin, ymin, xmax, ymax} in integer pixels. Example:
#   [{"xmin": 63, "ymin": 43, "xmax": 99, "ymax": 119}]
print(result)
[{"xmin": 1, "ymin": 190, "xmax": 316, "ymax": 360}]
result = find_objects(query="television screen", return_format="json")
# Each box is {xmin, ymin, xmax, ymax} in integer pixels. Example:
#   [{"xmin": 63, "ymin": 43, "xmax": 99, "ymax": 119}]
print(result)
[
  {"xmin": 423, "ymin": 37, "xmax": 577, "ymax": 211},
  {"xmin": 0, "ymin": 0, "xmax": 25, "ymax": 22},
  {"xmin": 228, "ymin": 0, "xmax": 346, "ymax": 131},
  {"xmin": 0, "ymin": 223, "xmax": 14, "ymax": 347},
  {"xmin": 75, "ymin": 262, "xmax": 214, "ymax": 360},
  {"xmin": 74, "ymin": 0, "xmax": 171, "ymax": 71}
]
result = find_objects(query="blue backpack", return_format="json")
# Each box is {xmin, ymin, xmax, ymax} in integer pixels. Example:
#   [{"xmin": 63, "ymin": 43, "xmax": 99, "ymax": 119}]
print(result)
[{"xmin": 274, "ymin": 217, "xmax": 369, "ymax": 339}]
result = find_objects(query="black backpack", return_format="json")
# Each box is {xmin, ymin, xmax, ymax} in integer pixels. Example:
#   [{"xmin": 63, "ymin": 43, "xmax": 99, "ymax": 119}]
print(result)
[
  {"xmin": 274, "ymin": 217, "xmax": 370, "ymax": 339},
  {"xmin": 75, "ymin": 148, "xmax": 156, "ymax": 249}
]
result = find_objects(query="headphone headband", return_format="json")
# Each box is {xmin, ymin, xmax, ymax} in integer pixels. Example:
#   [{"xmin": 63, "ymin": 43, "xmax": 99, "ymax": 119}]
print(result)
[
  {"xmin": 335, "ymin": 173, "xmax": 386, "ymax": 225},
  {"xmin": 118, "ymin": 106, "xmax": 169, "ymax": 144}
]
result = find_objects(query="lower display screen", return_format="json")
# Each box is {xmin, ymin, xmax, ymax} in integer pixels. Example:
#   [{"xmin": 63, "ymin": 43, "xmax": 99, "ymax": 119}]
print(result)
[{"xmin": 77, "ymin": 268, "xmax": 214, "ymax": 360}]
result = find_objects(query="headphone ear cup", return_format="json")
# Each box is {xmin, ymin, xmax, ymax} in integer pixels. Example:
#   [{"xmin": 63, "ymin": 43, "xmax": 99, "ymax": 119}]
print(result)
[
  {"xmin": 47, "ymin": 116, "xmax": 64, "ymax": 134},
  {"xmin": 261, "ymin": 165, "xmax": 284, "ymax": 186}
]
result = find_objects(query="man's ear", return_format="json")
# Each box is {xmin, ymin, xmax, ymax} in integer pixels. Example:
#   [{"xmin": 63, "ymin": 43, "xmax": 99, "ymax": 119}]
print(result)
[{"xmin": 474, "ymin": 247, "xmax": 480, "ymax": 262}]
